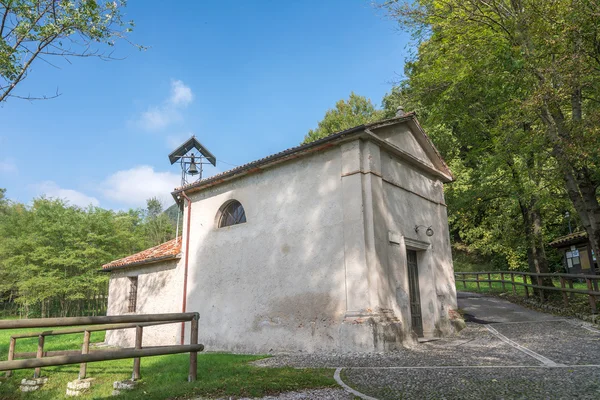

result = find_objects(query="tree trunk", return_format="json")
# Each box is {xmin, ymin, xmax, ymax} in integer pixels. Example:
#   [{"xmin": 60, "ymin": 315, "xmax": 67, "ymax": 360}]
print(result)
[
  {"xmin": 540, "ymin": 105, "xmax": 600, "ymax": 273},
  {"xmin": 518, "ymin": 198, "xmax": 554, "ymax": 298}
]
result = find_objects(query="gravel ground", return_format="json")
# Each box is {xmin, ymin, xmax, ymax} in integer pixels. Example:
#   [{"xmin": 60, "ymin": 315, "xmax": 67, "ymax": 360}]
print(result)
[
  {"xmin": 246, "ymin": 294, "xmax": 600, "ymax": 399},
  {"xmin": 212, "ymin": 388, "xmax": 353, "ymax": 400},
  {"xmin": 342, "ymin": 366, "xmax": 600, "ymax": 400},
  {"xmin": 253, "ymin": 324, "xmax": 536, "ymax": 368},
  {"xmin": 493, "ymin": 320, "xmax": 600, "ymax": 365}
]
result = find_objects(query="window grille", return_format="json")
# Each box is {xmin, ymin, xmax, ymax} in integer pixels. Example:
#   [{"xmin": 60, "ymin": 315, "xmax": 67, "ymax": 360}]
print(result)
[
  {"xmin": 128, "ymin": 277, "xmax": 138, "ymax": 313},
  {"xmin": 217, "ymin": 200, "xmax": 246, "ymax": 228}
]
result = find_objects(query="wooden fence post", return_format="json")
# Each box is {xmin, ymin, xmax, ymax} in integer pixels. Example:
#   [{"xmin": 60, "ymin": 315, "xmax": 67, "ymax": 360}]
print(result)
[
  {"xmin": 6, "ymin": 337, "xmax": 15, "ymax": 377},
  {"xmin": 132, "ymin": 326, "xmax": 143, "ymax": 380},
  {"xmin": 34, "ymin": 335, "xmax": 45, "ymax": 378},
  {"xmin": 523, "ymin": 275, "xmax": 529, "ymax": 299},
  {"xmin": 537, "ymin": 275, "xmax": 544, "ymax": 302},
  {"xmin": 488, "ymin": 273, "xmax": 492, "ymax": 289},
  {"xmin": 568, "ymin": 279, "xmax": 575, "ymax": 299},
  {"xmin": 189, "ymin": 315, "xmax": 199, "ymax": 382},
  {"xmin": 511, "ymin": 273, "xmax": 516, "ymax": 294},
  {"xmin": 501, "ymin": 273, "xmax": 506, "ymax": 291},
  {"xmin": 476, "ymin": 274, "xmax": 481, "ymax": 290},
  {"xmin": 463, "ymin": 274, "xmax": 467, "ymax": 289},
  {"xmin": 560, "ymin": 277, "xmax": 569, "ymax": 307},
  {"xmin": 79, "ymin": 330, "xmax": 91, "ymax": 379},
  {"xmin": 586, "ymin": 278, "xmax": 597, "ymax": 314}
]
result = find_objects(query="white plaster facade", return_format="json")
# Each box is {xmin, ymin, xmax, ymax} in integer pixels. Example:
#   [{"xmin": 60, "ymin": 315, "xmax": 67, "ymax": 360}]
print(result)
[{"xmin": 105, "ymin": 115, "xmax": 460, "ymax": 353}]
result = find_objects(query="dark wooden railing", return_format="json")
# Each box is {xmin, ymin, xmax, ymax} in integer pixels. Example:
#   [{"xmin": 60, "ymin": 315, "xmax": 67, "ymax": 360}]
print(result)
[
  {"xmin": 1, "ymin": 312, "xmax": 203, "ymax": 382},
  {"xmin": 454, "ymin": 271, "xmax": 600, "ymax": 314}
]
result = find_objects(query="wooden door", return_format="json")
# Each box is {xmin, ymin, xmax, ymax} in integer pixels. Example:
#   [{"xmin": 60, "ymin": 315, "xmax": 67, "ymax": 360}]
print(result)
[{"xmin": 407, "ymin": 250, "xmax": 424, "ymax": 337}]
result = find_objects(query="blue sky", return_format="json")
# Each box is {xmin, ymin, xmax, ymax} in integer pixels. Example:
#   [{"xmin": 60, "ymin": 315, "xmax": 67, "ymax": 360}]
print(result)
[{"xmin": 0, "ymin": 1, "xmax": 411, "ymax": 210}]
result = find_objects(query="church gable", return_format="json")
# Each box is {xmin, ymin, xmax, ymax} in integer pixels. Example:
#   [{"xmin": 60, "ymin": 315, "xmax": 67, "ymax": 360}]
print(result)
[
  {"xmin": 375, "ymin": 124, "xmax": 435, "ymax": 168},
  {"xmin": 368, "ymin": 118, "xmax": 452, "ymax": 182}
]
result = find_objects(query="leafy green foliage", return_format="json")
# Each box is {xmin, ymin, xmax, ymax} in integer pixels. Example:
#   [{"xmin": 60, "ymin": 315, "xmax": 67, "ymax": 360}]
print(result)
[
  {"xmin": 0, "ymin": 189, "xmax": 175, "ymax": 317},
  {"xmin": 164, "ymin": 202, "xmax": 182, "ymax": 226},
  {"xmin": 0, "ymin": 0, "xmax": 140, "ymax": 101},
  {"xmin": 379, "ymin": 0, "xmax": 600, "ymax": 271},
  {"xmin": 144, "ymin": 197, "xmax": 175, "ymax": 246},
  {"xmin": 303, "ymin": 92, "xmax": 383, "ymax": 143}
]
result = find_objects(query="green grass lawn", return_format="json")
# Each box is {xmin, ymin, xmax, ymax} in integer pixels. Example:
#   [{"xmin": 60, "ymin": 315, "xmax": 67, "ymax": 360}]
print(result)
[
  {"xmin": 0, "ymin": 327, "xmax": 336, "ymax": 399},
  {"xmin": 455, "ymin": 273, "xmax": 594, "ymax": 315}
]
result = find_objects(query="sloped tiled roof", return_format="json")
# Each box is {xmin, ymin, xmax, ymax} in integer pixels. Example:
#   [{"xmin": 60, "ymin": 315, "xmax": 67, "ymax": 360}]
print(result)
[
  {"xmin": 102, "ymin": 237, "xmax": 182, "ymax": 271},
  {"xmin": 549, "ymin": 231, "xmax": 588, "ymax": 248},
  {"xmin": 171, "ymin": 113, "xmax": 453, "ymax": 200}
]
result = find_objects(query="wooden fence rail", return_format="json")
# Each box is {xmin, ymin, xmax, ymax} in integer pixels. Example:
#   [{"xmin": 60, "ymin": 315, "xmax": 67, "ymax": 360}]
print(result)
[
  {"xmin": 1, "ymin": 312, "xmax": 202, "ymax": 382},
  {"xmin": 454, "ymin": 271, "xmax": 600, "ymax": 314}
]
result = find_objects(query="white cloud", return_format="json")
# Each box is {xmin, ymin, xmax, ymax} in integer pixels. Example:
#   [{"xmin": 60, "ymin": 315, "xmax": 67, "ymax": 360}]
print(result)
[
  {"xmin": 37, "ymin": 181, "xmax": 100, "ymax": 208},
  {"xmin": 136, "ymin": 80, "xmax": 194, "ymax": 131},
  {"xmin": 0, "ymin": 159, "xmax": 17, "ymax": 175},
  {"xmin": 139, "ymin": 107, "xmax": 180, "ymax": 131},
  {"xmin": 169, "ymin": 80, "xmax": 193, "ymax": 106},
  {"xmin": 101, "ymin": 165, "xmax": 180, "ymax": 207}
]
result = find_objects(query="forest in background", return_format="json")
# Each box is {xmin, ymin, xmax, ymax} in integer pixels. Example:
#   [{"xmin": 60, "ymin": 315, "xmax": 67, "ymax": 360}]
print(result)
[
  {"xmin": 304, "ymin": 1, "xmax": 600, "ymax": 277},
  {"xmin": 0, "ymin": 189, "xmax": 176, "ymax": 318}
]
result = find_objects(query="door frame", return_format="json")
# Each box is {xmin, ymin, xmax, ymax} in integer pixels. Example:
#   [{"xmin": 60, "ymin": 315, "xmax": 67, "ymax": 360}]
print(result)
[
  {"xmin": 404, "ymin": 238, "xmax": 436, "ymax": 338},
  {"xmin": 406, "ymin": 249, "xmax": 423, "ymax": 337}
]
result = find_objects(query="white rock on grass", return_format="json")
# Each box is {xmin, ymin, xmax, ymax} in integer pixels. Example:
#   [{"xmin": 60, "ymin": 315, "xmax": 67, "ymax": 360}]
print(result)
[
  {"xmin": 66, "ymin": 378, "xmax": 95, "ymax": 397},
  {"xmin": 21, "ymin": 377, "xmax": 48, "ymax": 385},
  {"xmin": 20, "ymin": 377, "xmax": 48, "ymax": 392},
  {"xmin": 113, "ymin": 380, "xmax": 137, "ymax": 390}
]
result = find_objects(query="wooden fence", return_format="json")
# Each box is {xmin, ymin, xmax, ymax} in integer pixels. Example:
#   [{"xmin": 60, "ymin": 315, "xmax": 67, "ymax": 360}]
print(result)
[
  {"xmin": 0, "ymin": 312, "xmax": 203, "ymax": 382},
  {"xmin": 454, "ymin": 271, "xmax": 600, "ymax": 314}
]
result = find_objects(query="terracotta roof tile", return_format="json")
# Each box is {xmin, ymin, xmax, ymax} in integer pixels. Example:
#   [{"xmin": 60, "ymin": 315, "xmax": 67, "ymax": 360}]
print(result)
[
  {"xmin": 549, "ymin": 231, "xmax": 588, "ymax": 248},
  {"xmin": 102, "ymin": 237, "xmax": 182, "ymax": 271}
]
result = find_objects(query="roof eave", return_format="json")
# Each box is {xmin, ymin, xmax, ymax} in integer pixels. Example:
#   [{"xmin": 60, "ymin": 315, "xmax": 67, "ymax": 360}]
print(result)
[
  {"xmin": 101, "ymin": 254, "xmax": 181, "ymax": 272},
  {"xmin": 363, "ymin": 129, "xmax": 453, "ymax": 183},
  {"xmin": 170, "ymin": 113, "xmax": 452, "ymax": 199},
  {"xmin": 170, "ymin": 122, "xmax": 374, "ymax": 200},
  {"xmin": 549, "ymin": 238, "xmax": 589, "ymax": 248}
]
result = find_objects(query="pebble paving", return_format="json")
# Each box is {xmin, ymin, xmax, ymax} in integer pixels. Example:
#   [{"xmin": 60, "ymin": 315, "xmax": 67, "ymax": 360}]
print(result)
[
  {"xmin": 252, "ymin": 293, "xmax": 600, "ymax": 399},
  {"xmin": 216, "ymin": 388, "xmax": 354, "ymax": 400},
  {"xmin": 343, "ymin": 365, "xmax": 600, "ymax": 400},
  {"xmin": 492, "ymin": 320, "xmax": 600, "ymax": 365},
  {"xmin": 254, "ymin": 324, "xmax": 536, "ymax": 369}
]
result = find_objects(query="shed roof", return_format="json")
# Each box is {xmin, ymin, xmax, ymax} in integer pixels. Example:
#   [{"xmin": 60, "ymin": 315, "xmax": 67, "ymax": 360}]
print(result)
[
  {"xmin": 102, "ymin": 237, "xmax": 182, "ymax": 271},
  {"xmin": 549, "ymin": 231, "xmax": 589, "ymax": 248}
]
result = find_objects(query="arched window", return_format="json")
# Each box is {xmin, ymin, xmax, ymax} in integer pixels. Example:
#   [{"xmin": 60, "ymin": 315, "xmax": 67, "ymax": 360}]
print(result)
[{"xmin": 217, "ymin": 200, "xmax": 246, "ymax": 228}]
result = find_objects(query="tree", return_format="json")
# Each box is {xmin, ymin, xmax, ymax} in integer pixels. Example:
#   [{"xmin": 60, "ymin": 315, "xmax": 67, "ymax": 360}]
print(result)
[
  {"xmin": 144, "ymin": 197, "xmax": 175, "ymax": 246},
  {"xmin": 378, "ymin": 10, "xmax": 560, "ymax": 276},
  {"xmin": 0, "ymin": 193, "xmax": 149, "ymax": 317},
  {"xmin": 0, "ymin": 0, "xmax": 138, "ymax": 102},
  {"xmin": 0, "ymin": 188, "xmax": 6, "ymax": 211},
  {"xmin": 303, "ymin": 92, "xmax": 383, "ymax": 143},
  {"xmin": 382, "ymin": 0, "xmax": 600, "ymax": 270}
]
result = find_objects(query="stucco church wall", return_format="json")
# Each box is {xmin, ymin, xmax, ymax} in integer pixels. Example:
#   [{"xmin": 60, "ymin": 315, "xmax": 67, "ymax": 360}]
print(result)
[
  {"xmin": 182, "ymin": 147, "xmax": 347, "ymax": 353},
  {"xmin": 376, "ymin": 124, "xmax": 435, "ymax": 169},
  {"xmin": 104, "ymin": 122, "xmax": 458, "ymax": 352},
  {"xmin": 105, "ymin": 259, "xmax": 182, "ymax": 347},
  {"xmin": 380, "ymin": 150, "xmax": 457, "ymax": 337}
]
